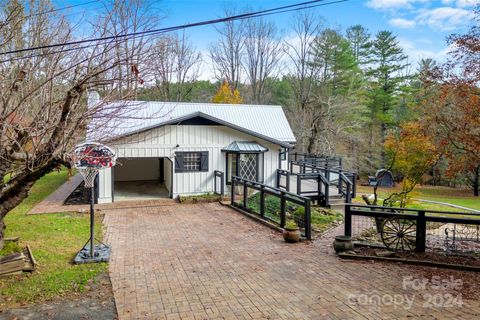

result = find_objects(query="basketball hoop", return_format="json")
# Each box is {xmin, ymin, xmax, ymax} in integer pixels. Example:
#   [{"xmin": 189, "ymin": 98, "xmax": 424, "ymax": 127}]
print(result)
[
  {"xmin": 72, "ymin": 142, "xmax": 117, "ymax": 188},
  {"xmin": 71, "ymin": 142, "xmax": 117, "ymax": 264}
]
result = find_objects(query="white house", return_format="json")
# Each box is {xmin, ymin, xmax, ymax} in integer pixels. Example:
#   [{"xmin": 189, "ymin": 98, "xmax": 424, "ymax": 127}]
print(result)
[{"xmin": 90, "ymin": 97, "xmax": 296, "ymax": 203}]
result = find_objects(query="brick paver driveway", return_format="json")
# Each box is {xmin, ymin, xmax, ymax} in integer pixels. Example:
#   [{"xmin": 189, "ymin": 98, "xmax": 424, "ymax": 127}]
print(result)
[{"xmin": 104, "ymin": 203, "xmax": 480, "ymax": 320}]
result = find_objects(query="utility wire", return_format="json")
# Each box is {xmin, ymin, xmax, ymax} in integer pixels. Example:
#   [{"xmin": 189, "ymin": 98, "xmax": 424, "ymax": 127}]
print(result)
[
  {"xmin": 1, "ymin": 0, "xmax": 100, "ymax": 22},
  {"xmin": 24, "ymin": 0, "xmax": 101, "ymax": 19},
  {"xmin": 0, "ymin": 0, "xmax": 345, "ymax": 57}
]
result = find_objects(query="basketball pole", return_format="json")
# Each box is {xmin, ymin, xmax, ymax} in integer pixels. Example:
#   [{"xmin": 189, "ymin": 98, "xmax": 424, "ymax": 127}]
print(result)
[{"xmin": 90, "ymin": 182, "xmax": 95, "ymax": 257}]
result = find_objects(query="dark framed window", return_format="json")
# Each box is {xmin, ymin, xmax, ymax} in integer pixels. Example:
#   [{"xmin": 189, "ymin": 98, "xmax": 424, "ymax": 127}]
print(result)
[
  {"xmin": 279, "ymin": 147, "xmax": 287, "ymax": 161},
  {"xmin": 175, "ymin": 151, "xmax": 208, "ymax": 172},
  {"xmin": 226, "ymin": 152, "xmax": 264, "ymax": 184}
]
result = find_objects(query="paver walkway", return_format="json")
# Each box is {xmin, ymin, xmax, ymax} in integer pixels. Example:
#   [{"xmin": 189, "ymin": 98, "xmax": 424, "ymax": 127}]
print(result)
[
  {"xmin": 104, "ymin": 203, "xmax": 480, "ymax": 320},
  {"xmin": 28, "ymin": 173, "xmax": 176, "ymax": 214}
]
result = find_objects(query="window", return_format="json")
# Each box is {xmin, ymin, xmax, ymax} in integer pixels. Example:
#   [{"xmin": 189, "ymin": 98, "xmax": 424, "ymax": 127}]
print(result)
[
  {"xmin": 184, "ymin": 153, "xmax": 201, "ymax": 171},
  {"xmin": 175, "ymin": 152, "xmax": 208, "ymax": 172},
  {"xmin": 226, "ymin": 153, "xmax": 264, "ymax": 184},
  {"xmin": 227, "ymin": 153, "xmax": 237, "ymax": 183},
  {"xmin": 279, "ymin": 147, "xmax": 287, "ymax": 161}
]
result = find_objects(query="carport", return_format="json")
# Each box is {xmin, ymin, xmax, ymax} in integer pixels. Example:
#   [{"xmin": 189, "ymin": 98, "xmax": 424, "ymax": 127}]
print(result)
[{"xmin": 113, "ymin": 157, "xmax": 172, "ymax": 201}]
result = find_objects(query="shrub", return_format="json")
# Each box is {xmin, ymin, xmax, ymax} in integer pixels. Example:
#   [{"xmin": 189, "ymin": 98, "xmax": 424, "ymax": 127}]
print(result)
[
  {"xmin": 285, "ymin": 220, "xmax": 298, "ymax": 229},
  {"xmin": 178, "ymin": 193, "xmax": 222, "ymax": 204}
]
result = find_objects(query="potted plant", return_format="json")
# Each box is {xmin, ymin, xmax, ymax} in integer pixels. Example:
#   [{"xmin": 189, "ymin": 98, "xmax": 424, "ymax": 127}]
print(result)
[{"xmin": 283, "ymin": 220, "xmax": 301, "ymax": 243}]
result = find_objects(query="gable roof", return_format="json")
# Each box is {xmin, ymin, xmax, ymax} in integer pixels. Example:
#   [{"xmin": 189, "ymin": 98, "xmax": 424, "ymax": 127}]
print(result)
[{"xmin": 89, "ymin": 100, "xmax": 296, "ymax": 147}]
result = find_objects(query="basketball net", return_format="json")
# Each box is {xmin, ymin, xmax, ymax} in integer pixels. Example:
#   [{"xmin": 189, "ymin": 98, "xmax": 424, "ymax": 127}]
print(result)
[
  {"xmin": 72, "ymin": 142, "xmax": 117, "ymax": 188},
  {"xmin": 78, "ymin": 167, "xmax": 99, "ymax": 188}
]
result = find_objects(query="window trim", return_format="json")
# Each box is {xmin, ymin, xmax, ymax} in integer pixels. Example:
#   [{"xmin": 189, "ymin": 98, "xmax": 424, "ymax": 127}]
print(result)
[
  {"xmin": 226, "ymin": 152, "xmax": 264, "ymax": 184},
  {"xmin": 175, "ymin": 151, "xmax": 208, "ymax": 173}
]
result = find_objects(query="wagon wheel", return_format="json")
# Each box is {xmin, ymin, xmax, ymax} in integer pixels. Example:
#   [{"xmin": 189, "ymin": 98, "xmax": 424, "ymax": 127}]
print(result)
[{"xmin": 381, "ymin": 217, "xmax": 416, "ymax": 251}]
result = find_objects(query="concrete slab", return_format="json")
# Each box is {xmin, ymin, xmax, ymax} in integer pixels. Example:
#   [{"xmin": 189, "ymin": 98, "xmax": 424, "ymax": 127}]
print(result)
[{"xmin": 114, "ymin": 180, "xmax": 169, "ymax": 201}]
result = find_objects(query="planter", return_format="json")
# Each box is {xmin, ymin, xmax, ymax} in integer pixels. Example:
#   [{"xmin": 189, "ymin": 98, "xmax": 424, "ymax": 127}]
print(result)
[
  {"xmin": 283, "ymin": 227, "xmax": 301, "ymax": 243},
  {"xmin": 333, "ymin": 235, "xmax": 354, "ymax": 253}
]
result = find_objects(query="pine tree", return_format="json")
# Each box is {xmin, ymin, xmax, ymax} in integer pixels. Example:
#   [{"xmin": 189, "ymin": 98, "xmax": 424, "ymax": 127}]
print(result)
[
  {"xmin": 345, "ymin": 25, "xmax": 371, "ymax": 65},
  {"xmin": 367, "ymin": 30, "xmax": 409, "ymax": 167},
  {"xmin": 212, "ymin": 81, "xmax": 244, "ymax": 104},
  {"xmin": 310, "ymin": 29, "xmax": 361, "ymax": 96}
]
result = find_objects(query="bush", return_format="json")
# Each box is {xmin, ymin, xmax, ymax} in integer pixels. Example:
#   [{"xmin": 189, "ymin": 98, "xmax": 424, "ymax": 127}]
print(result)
[
  {"xmin": 285, "ymin": 220, "xmax": 298, "ymax": 229},
  {"xmin": 178, "ymin": 193, "xmax": 222, "ymax": 204}
]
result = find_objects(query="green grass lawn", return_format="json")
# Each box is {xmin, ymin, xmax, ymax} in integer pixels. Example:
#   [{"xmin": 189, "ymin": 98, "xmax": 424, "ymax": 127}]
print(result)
[
  {"xmin": 0, "ymin": 170, "xmax": 107, "ymax": 309},
  {"xmin": 355, "ymin": 185, "xmax": 480, "ymax": 211}
]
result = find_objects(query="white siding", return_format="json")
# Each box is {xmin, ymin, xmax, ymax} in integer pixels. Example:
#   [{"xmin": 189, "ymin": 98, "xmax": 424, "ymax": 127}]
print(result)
[
  {"xmin": 98, "ymin": 167, "xmax": 112, "ymax": 204},
  {"xmin": 102, "ymin": 125, "xmax": 282, "ymax": 199},
  {"xmin": 164, "ymin": 158, "xmax": 172, "ymax": 194}
]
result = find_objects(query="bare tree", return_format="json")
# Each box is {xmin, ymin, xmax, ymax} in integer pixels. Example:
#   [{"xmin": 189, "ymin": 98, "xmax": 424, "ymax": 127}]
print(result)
[
  {"xmin": 151, "ymin": 33, "xmax": 202, "ymax": 101},
  {"xmin": 284, "ymin": 11, "xmax": 322, "ymax": 153},
  {"xmin": 0, "ymin": 0, "xmax": 154, "ymax": 247},
  {"xmin": 106, "ymin": 0, "xmax": 158, "ymax": 97},
  {"xmin": 243, "ymin": 17, "xmax": 283, "ymax": 104},
  {"xmin": 209, "ymin": 7, "xmax": 244, "ymax": 90}
]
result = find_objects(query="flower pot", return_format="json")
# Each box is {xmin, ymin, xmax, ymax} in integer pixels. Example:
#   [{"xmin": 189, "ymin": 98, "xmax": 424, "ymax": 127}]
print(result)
[
  {"xmin": 333, "ymin": 235, "xmax": 354, "ymax": 253},
  {"xmin": 283, "ymin": 227, "xmax": 301, "ymax": 243}
]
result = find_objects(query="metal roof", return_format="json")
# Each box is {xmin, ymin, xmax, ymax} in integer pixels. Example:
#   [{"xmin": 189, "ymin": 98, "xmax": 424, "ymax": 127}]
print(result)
[
  {"xmin": 88, "ymin": 100, "xmax": 296, "ymax": 147},
  {"xmin": 221, "ymin": 141, "xmax": 268, "ymax": 153}
]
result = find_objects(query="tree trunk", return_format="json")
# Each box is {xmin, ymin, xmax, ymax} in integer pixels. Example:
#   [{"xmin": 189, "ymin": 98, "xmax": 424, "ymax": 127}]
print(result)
[
  {"xmin": 474, "ymin": 165, "xmax": 480, "ymax": 197},
  {"xmin": 380, "ymin": 122, "xmax": 387, "ymax": 168},
  {"xmin": 307, "ymin": 124, "xmax": 318, "ymax": 154}
]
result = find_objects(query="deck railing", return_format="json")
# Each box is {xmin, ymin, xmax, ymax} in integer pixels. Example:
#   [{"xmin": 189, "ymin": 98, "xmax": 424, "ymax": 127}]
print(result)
[
  {"xmin": 231, "ymin": 176, "xmax": 312, "ymax": 240},
  {"xmin": 214, "ymin": 170, "xmax": 225, "ymax": 196},
  {"xmin": 289, "ymin": 152, "xmax": 342, "ymax": 168},
  {"xmin": 276, "ymin": 169, "xmax": 291, "ymax": 192},
  {"xmin": 289, "ymin": 160, "xmax": 356, "ymax": 203}
]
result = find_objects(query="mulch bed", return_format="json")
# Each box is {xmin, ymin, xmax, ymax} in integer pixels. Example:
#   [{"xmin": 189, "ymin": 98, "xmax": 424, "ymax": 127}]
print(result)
[
  {"xmin": 341, "ymin": 247, "xmax": 480, "ymax": 300},
  {"xmin": 355, "ymin": 246, "xmax": 480, "ymax": 267},
  {"xmin": 64, "ymin": 182, "xmax": 90, "ymax": 205}
]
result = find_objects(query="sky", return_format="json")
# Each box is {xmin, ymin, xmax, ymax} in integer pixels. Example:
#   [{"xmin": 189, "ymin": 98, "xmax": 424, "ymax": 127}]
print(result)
[{"xmin": 64, "ymin": 0, "xmax": 478, "ymax": 80}]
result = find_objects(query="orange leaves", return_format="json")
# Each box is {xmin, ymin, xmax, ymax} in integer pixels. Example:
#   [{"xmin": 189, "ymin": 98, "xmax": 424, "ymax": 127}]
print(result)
[
  {"xmin": 211, "ymin": 81, "xmax": 243, "ymax": 104},
  {"xmin": 385, "ymin": 122, "xmax": 439, "ymax": 181}
]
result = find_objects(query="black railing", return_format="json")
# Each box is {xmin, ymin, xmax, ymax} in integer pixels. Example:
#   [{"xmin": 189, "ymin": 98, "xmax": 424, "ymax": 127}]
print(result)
[
  {"xmin": 290, "ymin": 160, "xmax": 356, "ymax": 203},
  {"xmin": 295, "ymin": 173, "xmax": 330, "ymax": 207},
  {"xmin": 289, "ymin": 152, "xmax": 342, "ymax": 168},
  {"xmin": 345, "ymin": 204, "xmax": 480, "ymax": 254},
  {"xmin": 276, "ymin": 169, "xmax": 290, "ymax": 192},
  {"xmin": 231, "ymin": 176, "xmax": 312, "ymax": 240},
  {"xmin": 214, "ymin": 170, "xmax": 225, "ymax": 196}
]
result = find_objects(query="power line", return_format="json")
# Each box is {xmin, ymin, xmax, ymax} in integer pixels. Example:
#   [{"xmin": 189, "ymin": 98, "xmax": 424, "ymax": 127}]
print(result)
[
  {"xmin": 24, "ymin": 0, "xmax": 101, "ymax": 19},
  {"xmin": 0, "ymin": 0, "xmax": 347, "ymax": 63},
  {"xmin": 1, "ymin": 0, "xmax": 100, "ymax": 22}
]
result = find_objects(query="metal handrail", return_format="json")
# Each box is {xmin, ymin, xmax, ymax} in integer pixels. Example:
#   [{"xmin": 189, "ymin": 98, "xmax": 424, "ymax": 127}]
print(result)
[
  {"xmin": 231, "ymin": 175, "xmax": 312, "ymax": 239},
  {"xmin": 290, "ymin": 159, "xmax": 357, "ymax": 202},
  {"xmin": 214, "ymin": 170, "xmax": 224, "ymax": 196}
]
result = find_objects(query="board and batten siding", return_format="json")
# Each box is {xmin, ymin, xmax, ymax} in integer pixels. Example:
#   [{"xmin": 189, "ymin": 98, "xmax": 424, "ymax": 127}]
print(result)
[
  {"xmin": 97, "ymin": 124, "xmax": 284, "ymax": 202},
  {"xmin": 164, "ymin": 158, "xmax": 172, "ymax": 195}
]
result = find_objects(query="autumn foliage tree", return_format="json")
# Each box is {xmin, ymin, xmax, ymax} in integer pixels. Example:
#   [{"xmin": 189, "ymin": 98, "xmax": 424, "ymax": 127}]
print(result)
[
  {"xmin": 383, "ymin": 122, "xmax": 438, "ymax": 207},
  {"xmin": 212, "ymin": 81, "xmax": 244, "ymax": 104},
  {"xmin": 418, "ymin": 8, "xmax": 480, "ymax": 196}
]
